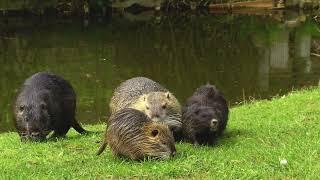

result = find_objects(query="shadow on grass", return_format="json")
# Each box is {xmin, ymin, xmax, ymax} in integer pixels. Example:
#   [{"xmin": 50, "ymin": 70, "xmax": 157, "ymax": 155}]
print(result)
[
  {"xmin": 177, "ymin": 128, "xmax": 253, "ymax": 148},
  {"xmin": 47, "ymin": 130, "xmax": 104, "ymax": 142},
  {"xmin": 171, "ymin": 128, "xmax": 253, "ymax": 159},
  {"xmin": 218, "ymin": 128, "xmax": 253, "ymax": 146}
]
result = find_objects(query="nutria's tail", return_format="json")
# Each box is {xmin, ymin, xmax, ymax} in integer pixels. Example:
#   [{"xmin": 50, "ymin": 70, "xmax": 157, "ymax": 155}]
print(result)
[
  {"xmin": 97, "ymin": 141, "xmax": 107, "ymax": 155},
  {"xmin": 72, "ymin": 119, "xmax": 87, "ymax": 134}
]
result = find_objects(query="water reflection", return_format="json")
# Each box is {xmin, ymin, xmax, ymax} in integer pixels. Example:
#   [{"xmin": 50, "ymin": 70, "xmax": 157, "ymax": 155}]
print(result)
[{"xmin": 0, "ymin": 11, "xmax": 319, "ymax": 132}]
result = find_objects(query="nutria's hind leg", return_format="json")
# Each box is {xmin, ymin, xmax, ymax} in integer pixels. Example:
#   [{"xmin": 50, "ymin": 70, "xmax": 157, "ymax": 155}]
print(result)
[
  {"xmin": 50, "ymin": 126, "xmax": 70, "ymax": 139},
  {"xmin": 50, "ymin": 132, "xmax": 66, "ymax": 140},
  {"xmin": 72, "ymin": 119, "xmax": 87, "ymax": 134}
]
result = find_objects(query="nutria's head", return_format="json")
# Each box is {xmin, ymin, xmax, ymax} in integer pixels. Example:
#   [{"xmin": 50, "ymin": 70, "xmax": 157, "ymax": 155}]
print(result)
[
  {"xmin": 105, "ymin": 108, "xmax": 176, "ymax": 160},
  {"xmin": 138, "ymin": 91, "xmax": 182, "ymax": 128},
  {"xmin": 193, "ymin": 84, "xmax": 217, "ymax": 98},
  {"xmin": 14, "ymin": 90, "xmax": 52, "ymax": 141},
  {"xmin": 142, "ymin": 92, "xmax": 172, "ymax": 120},
  {"xmin": 183, "ymin": 104, "xmax": 220, "ymax": 133},
  {"xmin": 141, "ymin": 122, "xmax": 176, "ymax": 160}
]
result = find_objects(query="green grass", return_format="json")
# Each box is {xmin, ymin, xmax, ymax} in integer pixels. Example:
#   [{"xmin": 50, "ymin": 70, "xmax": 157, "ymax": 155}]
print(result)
[{"xmin": 1, "ymin": 88, "xmax": 320, "ymax": 179}]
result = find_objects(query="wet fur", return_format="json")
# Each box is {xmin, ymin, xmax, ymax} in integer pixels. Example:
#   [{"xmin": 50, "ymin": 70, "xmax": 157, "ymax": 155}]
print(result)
[
  {"xmin": 14, "ymin": 72, "xmax": 87, "ymax": 141},
  {"xmin": 182, "ymin": 84, "xmax": 229, "ymax": 145},
  {"xmin": 97, "ymin": 108, "xmax": 176, "ymax": 160}
]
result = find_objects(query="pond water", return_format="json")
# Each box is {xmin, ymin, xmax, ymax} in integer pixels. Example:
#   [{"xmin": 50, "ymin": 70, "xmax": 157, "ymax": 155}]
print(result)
[{"xmin": 1, "ymin": 11, "xmax": 320, "ymax": 133}]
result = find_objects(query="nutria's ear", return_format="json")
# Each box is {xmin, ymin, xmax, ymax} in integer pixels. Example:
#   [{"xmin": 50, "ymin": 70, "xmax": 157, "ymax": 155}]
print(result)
[
  {"xmin": 165, "ymin": 92, "xmax": 170, "ymax": 99},
  {"xmin": 143, "ymin": 95, "xmax": 146, "ymax": 101},
  {"xmin": 151, "ymin": 129, "xmax": 159, "ymax": 137}
]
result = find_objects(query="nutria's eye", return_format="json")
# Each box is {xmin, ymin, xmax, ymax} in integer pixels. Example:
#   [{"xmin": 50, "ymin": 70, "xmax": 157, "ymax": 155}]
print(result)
[
  {"xmin": 162, "ymin": 104, "xmax": 167, "ymax": 109},
  {"xmin": 146, "ymin": 106, "xmax": 150, "ymax": 110},
  {"xmin": 162, "ymin": 141, "xmax": 167, "ymax": 145},
  {"xmin": 151, "ymin": 129, "xmax": 159, "ymax": 137},
  {"xmin": 195, "ymin": 110, "xmax": 200, "ymax": 115},
  {"xmin": 19, "ymin": 105, "xmax": 25, "ymax": 111}
]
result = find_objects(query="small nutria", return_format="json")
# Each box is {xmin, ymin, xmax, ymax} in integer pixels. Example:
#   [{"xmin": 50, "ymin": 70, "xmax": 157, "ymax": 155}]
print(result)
[
  {"xmin": 14, "ymin": 72, "xmax": 87, "ymax": 141},
  {"xmin": 110, "ymin": 77, "xmax": 182, "ymax": 140},
  {"xmin": 97, "ymin": 108, "xmax": 176, "ymax": 160},
  {"xmin": 182, "ymin": 84, "xmax": 229, "ymax": 145}
]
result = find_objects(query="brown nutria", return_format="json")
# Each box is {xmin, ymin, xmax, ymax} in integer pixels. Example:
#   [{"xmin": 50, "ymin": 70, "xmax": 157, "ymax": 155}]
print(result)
[
  {"xmin": 182, "ymin": 84, "xmax": 229, "ymax": 145},
  {"xmin": 14, "ymin": 72, "xmax": 87, "ymax": 141},
  {"xmin": 97, "ymin": 108, "xmax": 176, "ymax": 160},
  {"xmin": 109, "ymin": 77, "xmax": 182, "ymax": 141}
]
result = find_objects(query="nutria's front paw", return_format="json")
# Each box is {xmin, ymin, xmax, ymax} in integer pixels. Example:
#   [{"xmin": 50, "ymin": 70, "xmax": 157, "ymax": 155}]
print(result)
[{"xmin": 193, "ymin": 141, "xmax": 199, "ymax": 146}]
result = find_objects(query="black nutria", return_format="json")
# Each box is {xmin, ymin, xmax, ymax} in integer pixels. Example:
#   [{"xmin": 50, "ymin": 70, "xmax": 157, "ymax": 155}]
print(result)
[
  {"xmin": 182, "ymin": 84, "xmax": 229, "ymax": 145},
  {"xmin": 109, "ymin": 77, "xmax": 182, "ymax": 141},
  {"xmin": 14, "ymin": 72, "xmax": 87, "ymax": 141},
  {"xmin": 97, "ymin": 108, "xmax": 176, "ymax": 160}
]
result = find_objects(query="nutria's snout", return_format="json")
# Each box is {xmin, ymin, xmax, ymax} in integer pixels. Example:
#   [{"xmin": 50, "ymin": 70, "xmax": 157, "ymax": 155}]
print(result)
[
  {"xmin": 20, "ymin": 131, "xmax": 47, "ymax": 141},
  {"xmin": 210, "ymin": 119, "xmax": 219, "ymax": 131},
  {"xmin": 151, "ymin": 113, "xmax": 160, "ymax": 119},
  {"xmin": 151, "ymin": 117, "xmax": 161, "ymax": 122}
]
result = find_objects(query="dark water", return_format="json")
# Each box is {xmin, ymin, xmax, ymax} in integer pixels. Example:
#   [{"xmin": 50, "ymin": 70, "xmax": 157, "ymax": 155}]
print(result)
[{"xmin": 1, "ymin": 11, "xmax": 320, "ymax": 133}]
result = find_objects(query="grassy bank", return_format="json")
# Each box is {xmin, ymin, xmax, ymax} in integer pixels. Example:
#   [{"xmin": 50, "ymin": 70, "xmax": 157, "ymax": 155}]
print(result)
[{"xmin": 1, "ymin": 88, "xmax": 320, "ymax": 178}]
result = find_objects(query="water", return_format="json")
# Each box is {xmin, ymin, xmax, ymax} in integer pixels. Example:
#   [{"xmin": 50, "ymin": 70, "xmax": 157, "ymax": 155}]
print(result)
[{"xmin": 1, "ymin": 11, "xmax": 320, "ymax": 133}]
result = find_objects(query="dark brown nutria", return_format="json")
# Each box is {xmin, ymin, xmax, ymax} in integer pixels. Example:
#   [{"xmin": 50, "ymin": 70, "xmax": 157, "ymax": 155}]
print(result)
[
  {"xmin": 109, "ymin": 77, "xmax": 182, "ymax": 141},
  {"xmin": 182, "ymin": 84, "xmax": 229, "ymax": 145},
  {"xmin": 14, "ymin": 72, "xmax": 87, "ymax": 141},
  {"xmin": 97, "ymin": 108, "xmax": 176, "ymax": 160}
]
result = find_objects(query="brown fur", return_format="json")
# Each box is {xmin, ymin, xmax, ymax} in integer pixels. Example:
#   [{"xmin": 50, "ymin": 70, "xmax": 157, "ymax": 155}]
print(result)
[
  {"xmin": 109, "ymin": 77, "xmax": 182, "ymax": 141},
  {"xmin": 97, "ymin": 108, "xmax": 176, "ymax": 160}
]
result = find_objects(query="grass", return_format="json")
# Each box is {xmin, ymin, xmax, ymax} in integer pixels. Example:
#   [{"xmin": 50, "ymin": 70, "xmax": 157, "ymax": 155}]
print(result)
[{"xmin": 1, "ymin": 88, "xmax": 320, "ymax": 179}]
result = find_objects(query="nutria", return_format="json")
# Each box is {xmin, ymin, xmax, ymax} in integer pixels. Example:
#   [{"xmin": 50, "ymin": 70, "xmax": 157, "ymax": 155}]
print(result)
[
  {"xmin": 109, "ymin": 77, "xmax": 182, "ymax": 141},
  {"xmin": 182, "ymin": 84, "xmax": 229, "ymax": 145},
  {"xmin": 14, "ymin": 72, "xmax": 87, "ymax": 141},
  {"xmin": 97, "ymin": 108, "xmax": 176, "ymax": 160}
]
